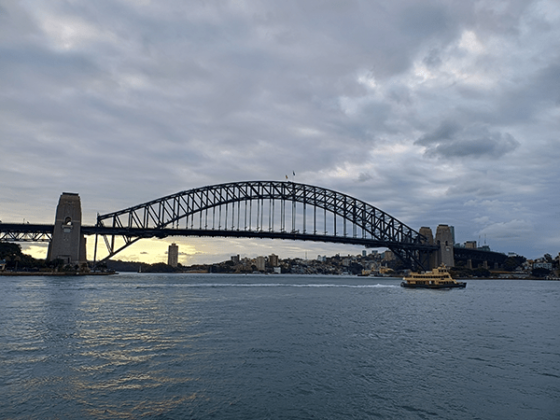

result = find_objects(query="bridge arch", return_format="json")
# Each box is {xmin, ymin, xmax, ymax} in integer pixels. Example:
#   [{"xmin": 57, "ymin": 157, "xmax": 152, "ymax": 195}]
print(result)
[{"xmin": 93, "ymin": 181, "xmax": 434, "ymax": 268}]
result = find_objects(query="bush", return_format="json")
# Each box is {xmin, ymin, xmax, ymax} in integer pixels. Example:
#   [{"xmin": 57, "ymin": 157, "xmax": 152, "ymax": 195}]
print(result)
[
  {"xmin": 472, "ymin": 267, "xmax": 491, "ymax": 278},
  {"xmin": 531, "ymin": 267, "xmax": 551, "ymax": 278}
]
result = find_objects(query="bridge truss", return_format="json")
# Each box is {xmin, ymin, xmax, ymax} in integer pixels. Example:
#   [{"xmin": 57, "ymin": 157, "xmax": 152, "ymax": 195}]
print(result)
[
  {"xmin": 94, "ymin": 181, "xmax": 435, "ymax": 269},
  {"xmin": 0, "ymin": 224, "xmax": 53, "ymax": 242}
]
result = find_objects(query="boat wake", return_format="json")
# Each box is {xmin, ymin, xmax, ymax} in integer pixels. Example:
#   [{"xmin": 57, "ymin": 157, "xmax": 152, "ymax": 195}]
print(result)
[{"xmin": 135, "ymin": 283, "xmax": 399, "ymax": 289}]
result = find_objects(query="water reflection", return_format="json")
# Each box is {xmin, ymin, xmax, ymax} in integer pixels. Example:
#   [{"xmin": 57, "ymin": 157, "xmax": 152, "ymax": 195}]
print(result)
[{"xmin": 2, "ymin": 275, "xmax": 207, "ymax": 418}]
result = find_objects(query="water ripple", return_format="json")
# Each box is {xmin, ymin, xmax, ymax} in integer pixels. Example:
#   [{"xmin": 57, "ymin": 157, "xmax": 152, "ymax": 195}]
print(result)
[{"xmin": 1, "ymin": 275, "xmax": 558, "ymax": 419}]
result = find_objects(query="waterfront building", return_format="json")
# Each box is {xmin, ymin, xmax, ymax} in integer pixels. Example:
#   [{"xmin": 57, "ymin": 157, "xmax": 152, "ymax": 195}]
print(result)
[
  {"xmin": 231, "ymin": 254, "xmax": 240, "ymax": 264},
  {"xmin": 383, "ymin": 250, "xmax": 395, "ymax": 262},
  {"xmin": 269, "ymin": 254, "xmax": 279, "ymax": 267},
  {"xmin": 256, "ymin": 256, "xmax": 266, "ymax": 271},
  {"xmin": 168, "ymin": 243, "xmax": 179, "ymax": 267},
  {"xmin": 533, "ymin": 262, "xmax": 553, "ymax": 270}
]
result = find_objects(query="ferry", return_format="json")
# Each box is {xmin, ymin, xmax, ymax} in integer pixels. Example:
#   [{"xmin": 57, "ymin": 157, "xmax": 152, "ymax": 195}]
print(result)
[{"xmin": 401, "ymin": 264, "xmax": 466, "ymax": 289}]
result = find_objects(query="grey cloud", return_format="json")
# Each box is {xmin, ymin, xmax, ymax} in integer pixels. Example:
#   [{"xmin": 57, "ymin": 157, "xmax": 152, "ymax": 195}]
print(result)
[
  {"xmin": 358, "ymin": 172, "xmax": 373, "ymax": 182},
  {"xmin": 416, "ymin": 123, "xmax": 519, "ymax": 159},
  {"xmin": 446, "ymin": 183, "xmax": 502, "ymax": 198},
  {"xmin": 423, "ymin": 48, "xmax": 442, "ymax": 68},
  {"xmin": 496, "ymin": 62, "xmax": 560, "ymax": 123},
  {"xmin": 1, "ymin": 0, "xmax": 560, "ymax": 260}
]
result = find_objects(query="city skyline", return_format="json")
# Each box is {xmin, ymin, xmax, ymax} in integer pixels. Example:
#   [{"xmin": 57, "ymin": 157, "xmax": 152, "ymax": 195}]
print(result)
[{"xmin": 2, "ymin": 1, "xmax": 560, "ymax": 263}]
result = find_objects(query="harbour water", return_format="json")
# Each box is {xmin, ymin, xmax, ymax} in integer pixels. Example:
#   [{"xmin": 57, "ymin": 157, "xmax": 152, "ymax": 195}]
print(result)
[{"xmin": 1, "ymin": 273, "xmax": 559, "ymax": 419}]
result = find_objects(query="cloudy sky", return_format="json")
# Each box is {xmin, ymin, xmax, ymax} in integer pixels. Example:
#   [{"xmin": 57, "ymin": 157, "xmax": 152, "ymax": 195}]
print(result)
[{"xmin": 1, "ymin": 0, "xmax": 559, "ymax": 264}]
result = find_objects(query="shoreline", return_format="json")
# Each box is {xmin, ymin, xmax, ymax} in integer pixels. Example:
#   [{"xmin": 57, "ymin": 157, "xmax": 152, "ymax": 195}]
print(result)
[
  {"xmin": 0, "ymin": 271, "xmax": 117, "ymax": 276},
  {"xmin": 1, "ymin": 270, "xmax": 557, "ymax": 280}
]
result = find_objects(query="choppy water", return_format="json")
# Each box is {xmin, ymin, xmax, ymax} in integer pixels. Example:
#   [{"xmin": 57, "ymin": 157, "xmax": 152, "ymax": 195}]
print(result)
[{"xmin": 1, "ymin": 274, "xmax": 559, "ymax": 419}]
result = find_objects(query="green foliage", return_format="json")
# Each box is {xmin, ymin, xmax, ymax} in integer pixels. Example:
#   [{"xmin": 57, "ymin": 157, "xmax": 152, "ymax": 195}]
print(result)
[
  {"xmin": 48, "ymin": 258, "xmax": 65, "ymax": 269},
  {"xmin": 142, "ymin": 262, "xmax": 179, "ymax": 273},
  {"xmin": 472, "ymin": 267, "xmax": 491, "ymax": 278},
  {"xmin": 450, "ymin": 267, "xmax": 472, "ymax": 278},
  {"xmin": 503, "ymin": 256, "xmax": 526, "ymax": 271},
  {"xmin": 0, "ymin": 242, "xmax": 23, "ymax": 259},
  {"xmin": 0, "ymin": 242, "xmax": 47, "ymax": 270},
  {"xmin": 531, "ymin": 267, "xmax": 551, "ymax": 278},
  {"xmin": 348, "ymin": 262, "xmax": 364, "ymax": 275}
]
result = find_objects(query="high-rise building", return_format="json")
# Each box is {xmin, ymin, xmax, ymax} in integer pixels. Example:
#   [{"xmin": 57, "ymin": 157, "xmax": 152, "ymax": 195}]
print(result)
[
  {"xmin": 168, "ymin": 243, "xmax": 179, "ymax": 267},
  {"xmin": 449, "ymin": 225, "xmax": 455, "ymax": 245},
  {"xmin": 269, "ymin": 254, "xmax": 279, "ymax": 267},
  {"xmin": 256, "ymin": 256, "xmax": 266, "ymax": 271}
]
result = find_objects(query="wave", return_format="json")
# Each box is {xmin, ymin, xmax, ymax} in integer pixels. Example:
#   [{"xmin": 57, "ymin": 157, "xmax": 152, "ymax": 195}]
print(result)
[{"xmin": 135, "ymin": 283, "xmax": 399, "ymax": 289}]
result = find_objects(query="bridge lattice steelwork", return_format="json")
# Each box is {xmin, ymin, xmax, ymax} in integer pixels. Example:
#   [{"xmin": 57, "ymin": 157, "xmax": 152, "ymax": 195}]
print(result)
[
  {"xmin": 0, "ymin": 224, "xmax": 53, "ymax": 242},
  {"xmin": 93, "ymin": 181, "xmax": 435, "ymax": 268}
]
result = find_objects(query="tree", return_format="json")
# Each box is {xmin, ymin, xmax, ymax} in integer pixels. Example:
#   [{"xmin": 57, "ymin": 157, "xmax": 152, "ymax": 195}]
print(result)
[
  {"xmin": 503, "ymin": 255, "xmax": 526, "ymax": 271},
  {"xmin": 349, "ymin": 262, "xmax": 364, "ymax": 275},
  {"xmin": 473, "ymin": 267, "xmax": 491, "ymax": 278},
  {"xmin": 532, "ymin": 267, "xmax": 551, "ymax": 278},
  {"xmin": 0, "ymin": 243, "xmax": 23, "ymax": 259}
]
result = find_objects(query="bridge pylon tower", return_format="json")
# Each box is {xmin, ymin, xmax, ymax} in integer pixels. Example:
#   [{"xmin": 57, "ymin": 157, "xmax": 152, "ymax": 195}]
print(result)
[{"xmin": 47, "ymin": 192, "xmax": 87, "ymax": 265}]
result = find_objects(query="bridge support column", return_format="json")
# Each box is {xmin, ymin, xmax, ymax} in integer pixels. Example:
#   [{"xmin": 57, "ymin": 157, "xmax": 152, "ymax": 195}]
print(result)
[
  {"xmin": 47, "ymin": 193, "xmax": 87, "ymax": 265},
  {"xmin": 467, "ymin": 259, "xmax": 473, "ymax": 270},
  {"xmin": 435, "ymin": 225, "xmax": 455, "ymax": 268},
  {"xmin": 419, "ymin": 226, "xmax": 437, "ymax": 270}
]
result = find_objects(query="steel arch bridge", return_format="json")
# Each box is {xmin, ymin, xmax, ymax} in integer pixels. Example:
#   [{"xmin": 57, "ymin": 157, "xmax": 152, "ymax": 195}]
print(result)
[{"xmin": 93, "ymin": 181, "xmax": 436, "ymax": 269}]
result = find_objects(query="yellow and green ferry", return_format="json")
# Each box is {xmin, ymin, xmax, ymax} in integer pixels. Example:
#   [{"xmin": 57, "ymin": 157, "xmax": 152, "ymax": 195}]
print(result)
[{"xmin": 401, "ymin": 265, "xmax": 466, "ymax": 289}]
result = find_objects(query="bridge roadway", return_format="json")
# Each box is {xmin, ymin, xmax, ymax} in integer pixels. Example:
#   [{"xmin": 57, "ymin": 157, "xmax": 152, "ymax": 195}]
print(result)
[
  {"xmin": 1, "ymin": 222, "xmax": 506, "ymax": 266},
  {"xmin": 0, "ymin": 222, "xmax": 436, "ymax": 250}
]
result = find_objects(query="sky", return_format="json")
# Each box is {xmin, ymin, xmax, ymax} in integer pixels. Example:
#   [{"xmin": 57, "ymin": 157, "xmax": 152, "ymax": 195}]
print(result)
[{"xmin": 1, "ymin": 0, "xmax": 559, "ymax": 264}]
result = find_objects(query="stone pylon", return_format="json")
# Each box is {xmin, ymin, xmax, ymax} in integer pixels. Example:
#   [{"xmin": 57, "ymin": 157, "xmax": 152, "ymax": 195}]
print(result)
[
  {"xmin": 435, "ymin": 224, "xmax": 455, "ymax": 268},
  {"xmin": 419, "ymin": 226, "xmax": 437, "ymax": 269},
  {"xmin": 47, "ymin": 193, "xmax": 87, "ymax": 265}
]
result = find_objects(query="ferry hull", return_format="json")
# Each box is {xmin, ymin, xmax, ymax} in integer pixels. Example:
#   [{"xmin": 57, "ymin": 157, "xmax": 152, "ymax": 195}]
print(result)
[{"xmin": 400, "ymin": 281, "xmax": 467, "ymax": 289}]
